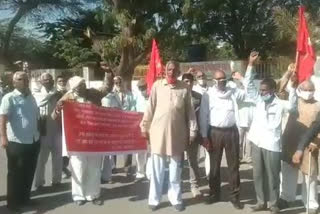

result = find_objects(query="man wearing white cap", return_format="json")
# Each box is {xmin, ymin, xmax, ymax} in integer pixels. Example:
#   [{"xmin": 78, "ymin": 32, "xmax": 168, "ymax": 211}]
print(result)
[{"xmin": 52, "ymin": 76, "xmax": 103, "ymax": 206}]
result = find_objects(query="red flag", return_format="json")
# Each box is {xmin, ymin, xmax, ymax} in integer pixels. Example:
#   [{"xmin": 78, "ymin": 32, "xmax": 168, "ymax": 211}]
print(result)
[
  {"xmin": 146, "ymin": 39, "xmax": 163, "ymax": 94},
  {"xmin": 296, "ymin": 6, "xmax": 316, "ymax": 83}
]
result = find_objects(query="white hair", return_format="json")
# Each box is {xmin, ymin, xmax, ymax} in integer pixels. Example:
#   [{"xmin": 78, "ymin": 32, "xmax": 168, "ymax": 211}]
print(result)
[
  {"xmin": 298, "ymin": 80, "xmax": 315, "ymax": 91},
  {"xmin": 40, "ymin": 72, "xmax": 52, "ymax": 80}
]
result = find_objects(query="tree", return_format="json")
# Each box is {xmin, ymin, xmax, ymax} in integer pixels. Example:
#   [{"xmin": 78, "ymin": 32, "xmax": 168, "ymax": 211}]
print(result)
[
  {"xmin": 273, "ymin": 4, "xmax": 320, "ymax": 55},
  {"xmin": 0, "ymin": 0, "xmax": 93, "ymax": 63},
  {"xmin": 181, "ymin": 0, "xmax": 320, "ymax": 59}
]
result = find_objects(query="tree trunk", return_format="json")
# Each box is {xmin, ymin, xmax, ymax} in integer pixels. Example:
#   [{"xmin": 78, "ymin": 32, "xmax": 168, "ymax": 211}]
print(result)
[{"xmin": 2, "ymin": 7, "xmax": 28, "ymax": 59}]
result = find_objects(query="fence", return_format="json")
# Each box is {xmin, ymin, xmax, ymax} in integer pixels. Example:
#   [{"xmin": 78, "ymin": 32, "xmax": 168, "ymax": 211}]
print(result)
[{"xmin": 133, "ymin": 58, "xmax": 292, "ymax": 80}]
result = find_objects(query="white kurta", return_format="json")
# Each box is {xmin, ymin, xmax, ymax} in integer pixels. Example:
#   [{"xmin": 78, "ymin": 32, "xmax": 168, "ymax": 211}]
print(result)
[{"xmin": 68, "ymin": 94, "xmax": 102, "ymax": 201}]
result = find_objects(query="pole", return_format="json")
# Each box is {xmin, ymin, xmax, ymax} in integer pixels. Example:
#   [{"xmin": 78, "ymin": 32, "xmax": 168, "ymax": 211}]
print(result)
[{"xmin": 307, "ymin": 151, "xmax": 312, "ymax": 214}]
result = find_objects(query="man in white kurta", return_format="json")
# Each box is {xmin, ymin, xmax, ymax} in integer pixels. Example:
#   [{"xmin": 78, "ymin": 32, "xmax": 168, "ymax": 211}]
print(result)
[
  {"xmin": 34, "ymin": 73, "xmax": 62, "ymax": 189},
  {"xmin": 52, "ymin": 76, "xmax": 103, "ymax": 206},
  {"xmin": 140, "ymin": 61, "xmax": 197, "ymax": 212}
]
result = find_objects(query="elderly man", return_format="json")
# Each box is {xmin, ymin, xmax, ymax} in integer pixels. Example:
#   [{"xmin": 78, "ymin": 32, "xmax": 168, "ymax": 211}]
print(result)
[
  {"xmin": 181, "ymin": 73, "xmax": 202, "ymax": 198},
  {"xmin": 0, "ymin": 72, "xmax": 40, "ymax": 212},
  {"xmin": 279, "ymin": 80, "xmax": 320, "ymax": 214},
  {"xmin": 52, "ymin": 76, "xmax": 103, "ymax": 206},
  {"xmin": 33, "ymin": 73, "xmax": 63, "ymax": 190},
  {"xmin": 244, "ymin": 53, "xmax": 297, "ymax": 214},
  {"xmin": 140, "ymin": 61, "xmax": 197, "ymax": 212},
  {"xmin": 199, "ymin": 60, "xmax": 251, "ymax": 208}
]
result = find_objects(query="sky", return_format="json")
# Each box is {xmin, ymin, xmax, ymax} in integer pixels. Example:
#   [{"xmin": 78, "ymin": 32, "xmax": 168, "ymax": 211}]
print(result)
[{"xmin": 0, "ymin": 2, "xmax": 99, "ymax": 38}]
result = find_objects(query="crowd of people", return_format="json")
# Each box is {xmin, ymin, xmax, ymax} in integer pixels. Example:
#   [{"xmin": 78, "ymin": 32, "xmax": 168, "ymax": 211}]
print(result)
[{"xmin": 0, "ymin": 52, "xmax": 320, "ymax": 214}]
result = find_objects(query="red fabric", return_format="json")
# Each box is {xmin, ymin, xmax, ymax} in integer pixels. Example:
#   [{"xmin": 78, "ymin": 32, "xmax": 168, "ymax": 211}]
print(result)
[
  {"xmin": 166, "ymin": 76, "xmax": 177, "ymax": 84},
  {"xmin": 296, "ymin": 6, "xmax": 316, "ymax": 83},
  {"xmin": 146, "ymin": 39, "xmax": 163, "ymax": 94},
  {"xmin": 63, "ymin": 102, "xmax": 147, "ymax": 155}
]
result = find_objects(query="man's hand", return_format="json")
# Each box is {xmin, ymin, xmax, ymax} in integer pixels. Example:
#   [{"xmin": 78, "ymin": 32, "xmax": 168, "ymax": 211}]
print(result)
[
  {"xmin": 55, "ymin": 101, "xmax": 64, "ymax": 113},
  {"xmin": 141, "ymin": 132, "xmax": 149, "ymax": 140},
  {"xmin": 288, "ymin": 63, "xmax": 296, "ymax": 73},
  {"xmin": 290, "ymin": 72, "xmax": 298, "ymax": 88},
  {"xmin": 248, "ymin": 51, "xmax": 259, "ymax": 66},
  {"xmin": 1, "ymin": 136, "xmax": 8, "ymax": 149},
  {"xmin": 292, "ymin": 151, "xmax": 303, "ymax": 164},
  {"xmin": 308, "ymin": 143, "xmax": 318, "ymax": 153}
]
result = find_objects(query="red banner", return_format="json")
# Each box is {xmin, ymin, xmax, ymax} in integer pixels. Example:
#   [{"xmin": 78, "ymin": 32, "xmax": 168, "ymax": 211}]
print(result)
[{"xmin": 62, "ymin": 101, "xmax": 147, "ymax": 155}]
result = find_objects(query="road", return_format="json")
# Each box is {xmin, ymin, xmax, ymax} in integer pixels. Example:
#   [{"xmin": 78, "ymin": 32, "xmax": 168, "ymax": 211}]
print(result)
[{"xmin": 0, "ymin": 149, "xmax": 308, "ymax": 214}]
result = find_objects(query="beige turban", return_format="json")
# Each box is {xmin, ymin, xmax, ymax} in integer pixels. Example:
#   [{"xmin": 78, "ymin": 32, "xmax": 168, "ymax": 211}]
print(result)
[{"xmin": 68, "ymin": 76, "xmax": 85, "ymax": 91}]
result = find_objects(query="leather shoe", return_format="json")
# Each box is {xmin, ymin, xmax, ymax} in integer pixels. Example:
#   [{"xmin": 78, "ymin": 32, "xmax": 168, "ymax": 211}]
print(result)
[
  {"xmin": 75, "ymin": 200, "xmax": 86, "ymax": 206},
  {"xmin": 173, "ymin": 204, "xmax": 185, "ymax": 212},
  {"xmin": 205, "ymin": 195, "xmax": 220, "ymax": 204},
  {"xmin": 251, "ymin": 203, "xmax": 267, "ymax": 212},
  {"xmin": 277, "ymin": 198, "xmax": 289, "ymax": 210},
  {"xmin": 92, "ymin": 199, "xmax": 103, "ymax": 206},
  {"xmin": 148, "ymin": 205, "xmax": 159, "ymax": 211},
  {"xmin": 231, "ymin": 200, "xmax": 243, "ymax": 210}
]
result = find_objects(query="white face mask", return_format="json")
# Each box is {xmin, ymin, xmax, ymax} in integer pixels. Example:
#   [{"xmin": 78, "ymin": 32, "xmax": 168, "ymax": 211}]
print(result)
[
  {"xmin": 298, "ymin": 90, "xmax": 314, "ymax": 101},
  {"xmin": 197, "ymin": 79, "xmax": 206, "ymax": 87},
  {"xmin": 261, "ymin": 93, "xmax": 273, "ymax": 102},
  {"xmin": 56, "ymin": 84, "xmax": 66, "ymax": 92}
]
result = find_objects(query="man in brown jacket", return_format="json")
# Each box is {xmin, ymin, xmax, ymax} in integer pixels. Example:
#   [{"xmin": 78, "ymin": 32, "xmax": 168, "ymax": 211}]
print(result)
[
  {"xmin": 140, "ymin": 61, "xmax": 197, "ymax": 212},
  {"xmin": 279, "ymin": 80, "xmax": 320, "ymax": 214}
]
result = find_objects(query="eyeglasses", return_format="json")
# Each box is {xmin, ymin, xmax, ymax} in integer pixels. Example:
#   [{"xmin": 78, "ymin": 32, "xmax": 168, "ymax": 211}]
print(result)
[
  {"xmin": 114, "ymin": 81, "xmax": 121, "ymax": 85},
  {"xmin": 196, "ymin": 75, "xmax": 204, "ymax": 79}
]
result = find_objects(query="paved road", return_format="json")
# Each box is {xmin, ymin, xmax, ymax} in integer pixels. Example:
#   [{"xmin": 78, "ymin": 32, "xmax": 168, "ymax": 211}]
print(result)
[{"xmin": 0, "ymin": 149, "xmax": 308, "ymax": 214}]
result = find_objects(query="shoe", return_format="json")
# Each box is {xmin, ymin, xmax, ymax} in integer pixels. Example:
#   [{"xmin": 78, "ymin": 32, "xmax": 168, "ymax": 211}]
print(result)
[
  {"xmin": 62, "ymin": 168, "xmax": 71, "ymax": 179},
  {"xmin": 251, "ymin": 203, "xmax": 267, "ymax": 212},
  {"xmin": 101, "ymin": 178, "xmax": 114, "ymax": 184},
  {"xmin": 75, "ymin": 200, "xmax": 86, "ymax": 206},
  {"xmin": 277, "ymin": 198, "xmax": 289, "ymax": 210},
  {"xmin": 173, "ymin": 204, "xmax": 185, "ymax": 212},
  {"xmin": 191, "ymin": 187, "xmax": 202, "ymax": 198},
  {"xmin": 205, "ymin": 195, "xmax": 220, "ymax": 204},
  {"xmin": 92, "ymin": 199, "xmax": 103, "ymax": 206},
  {"xmin": 231, "ymin": 200, "xmax": 243, "ymax": 210},
  {"xmin": 148, "ymin": 205, "xmax": 159, "ymax": 211},
  {"xmin": 112, "ymin": 168, "xmax": 118, "ymax": 174},
  {"xmin": 270, "ymin": 206, "xmax": 280, "ymax": 214}
]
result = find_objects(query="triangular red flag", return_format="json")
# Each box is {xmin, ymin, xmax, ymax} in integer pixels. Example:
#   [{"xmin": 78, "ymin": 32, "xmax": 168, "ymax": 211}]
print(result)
[
  {"xmin": 146, "ymin": 39, "xmax": 163, "ymax": 95},
  {"xmin": 296, "ymin": 6, "xmax": 316, "ymax": 83}
]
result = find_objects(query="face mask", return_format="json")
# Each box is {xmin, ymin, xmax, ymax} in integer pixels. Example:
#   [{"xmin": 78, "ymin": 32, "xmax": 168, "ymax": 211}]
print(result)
[
  {"xmin": 261, "ymin": 93, "xmax": 273, "ymax": 102},
  {"xmin": 198, "ymin": 79, "xmax": 206, "ymax": 86},
  {"xmin": 166, "ymin": 76, "xmax": 177, "ymax": 84},
  {"xmin": 56, "ymin": 84, "xmax": 66, "ymax": 92},
  {"xmin": 298, "ymin": 90, "xmax": 314, "ymax": 101},
  {"xmin": 214, "ymin": 79, "xmax": 227, "ymax": 91}
]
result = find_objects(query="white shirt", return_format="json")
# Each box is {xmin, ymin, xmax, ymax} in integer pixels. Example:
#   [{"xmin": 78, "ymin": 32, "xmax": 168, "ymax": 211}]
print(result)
[
  {"xmin": 245, "ymin": 67, "xmax": 297, "ymax": 152},
  {"xmin": 193, "ymin": 84, "xmax": 208, "ymax": 95},
  {"xmin": 199, "ymin": 86, "xmax": 246, "ymax": 138}
]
